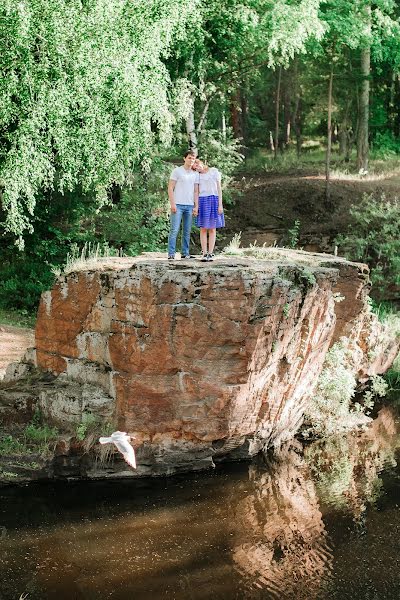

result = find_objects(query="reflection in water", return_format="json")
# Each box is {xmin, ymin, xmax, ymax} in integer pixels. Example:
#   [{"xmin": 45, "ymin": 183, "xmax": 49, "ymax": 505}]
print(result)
[
  {"xmin": 305, "ymin": 406, "xmax": 400, "ymax": 521},
  {"xmin": 0, "ymin": 406, "xmax": 399, "ymax": 600},
  {"xmin": 233, "ymin": 442, "xmax": 332, "ymax": 599}
]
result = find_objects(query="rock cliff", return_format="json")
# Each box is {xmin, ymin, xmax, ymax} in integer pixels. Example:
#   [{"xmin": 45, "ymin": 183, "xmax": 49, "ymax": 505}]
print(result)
[{"xmin": 6, "ymin": 250, "xmax": 389, "ymax": 476}]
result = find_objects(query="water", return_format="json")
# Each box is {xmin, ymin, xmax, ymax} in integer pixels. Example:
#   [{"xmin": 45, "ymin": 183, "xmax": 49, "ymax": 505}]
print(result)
[{"xmin": 1, "ymin": 404, "xmax": 400, "ymax": 600}]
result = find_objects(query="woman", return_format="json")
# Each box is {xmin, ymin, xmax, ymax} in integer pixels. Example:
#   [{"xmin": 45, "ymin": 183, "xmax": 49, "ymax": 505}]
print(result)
[{"xmin": 193, "ymin": 159, "xmax": 224, "ymax": 261}]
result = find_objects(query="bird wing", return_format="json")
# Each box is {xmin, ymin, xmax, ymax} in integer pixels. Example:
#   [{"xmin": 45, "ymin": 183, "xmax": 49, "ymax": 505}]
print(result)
[
  {"xmin": 114, "ymin": 439, "xmax": 137, "ymax": 469},
  {"xmin": 99, "ymin": 436, "xmax": 113, "ymax": 445},
  {"xmin": 122, "ymin": 447, "xmax": 137, "ymax": 469},
  {"xmin": 100, "ymin": 431, "xmax": 128, "ymax": 445},
  {"xmin": 111, "ymin": 431, "xmax": 128, "ymax": 440}
]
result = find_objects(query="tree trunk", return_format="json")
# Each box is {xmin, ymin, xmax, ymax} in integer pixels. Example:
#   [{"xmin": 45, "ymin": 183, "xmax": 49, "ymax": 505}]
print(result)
[
  {"xmin": 185, "ymin": 97, "xmax": 198, "ymax": 155},
  {"xmin": 294, "ymin": 98, "xmax": 302, "ymax": 157},
  {"xmin": 356, "ymin": 6, "xmax": 371, "ymax": 172},
  {"xmin": 282, "ymin": 68, "xmax": 293, "ymax": 149},
  {"xmin": 292, "ymin": 58, "xmax": 302, "ymax": 156},
  {"xmin": 325, "ymin": 63, "xmax": 334, "ymax": 207},
  {"xmin": 240, "ymin": 86, "xmax": 248, "ymax": 147},
  {"xmin": 230, "ymin": 91, "xmax": 242, "ymax": 138},
  {"xmin": 356, "ymin": 47, "xmax": 370, "ymax": 172},
  {"xmin": 197, "ymin": 98, "xmax": 210, "ymax": 133},
  {"xmin": 274, "ymin": 67, "xmax": 282, "ymax": 159},
  {"xmin": 222, "ymin": 111, "xmax": 226, "ymax": 142},
  {"xmin": 339, "ymin": 99, "xmax": 351, "ymax": 158}
]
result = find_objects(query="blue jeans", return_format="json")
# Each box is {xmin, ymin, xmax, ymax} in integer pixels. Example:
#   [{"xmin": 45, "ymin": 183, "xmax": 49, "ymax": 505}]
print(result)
[{"xmin": 168, "ymin": 204, "xmax": 193, "ymax": 256}]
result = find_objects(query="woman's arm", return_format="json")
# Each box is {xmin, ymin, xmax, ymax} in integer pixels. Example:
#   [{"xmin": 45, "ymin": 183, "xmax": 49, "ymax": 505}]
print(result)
[
  {"xmin": 217, "ymin": 179, "xmax": 223, "ymax": 214},
  {"xmin": 193, "ymin": 183, "xmax": 199, "ymax": 216}
]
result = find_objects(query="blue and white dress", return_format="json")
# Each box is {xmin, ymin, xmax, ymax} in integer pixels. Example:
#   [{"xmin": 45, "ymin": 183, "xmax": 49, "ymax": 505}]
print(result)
[{"xmin": 196, "ymin": 168, "xmax": 225, "ymax": 229}]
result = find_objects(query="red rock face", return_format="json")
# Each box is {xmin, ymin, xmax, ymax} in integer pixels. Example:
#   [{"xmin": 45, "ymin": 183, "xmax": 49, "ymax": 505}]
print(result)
[{"xmin": 34, "ymin": 252, "xmax": 397, "ymax": 470}]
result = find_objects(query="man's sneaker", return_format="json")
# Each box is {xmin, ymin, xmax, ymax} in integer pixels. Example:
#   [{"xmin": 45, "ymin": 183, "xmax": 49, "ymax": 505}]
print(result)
[
  {"xmin": 201, "ymin": 253, "xmax": 208, "ymax": 262},
  {"xmin": 168, "ymin": 255, "xmax": 175, "ymax": 260},
  {"xmin": 181, "ymin": 254, "xmax": 194, "ymax": 259}
]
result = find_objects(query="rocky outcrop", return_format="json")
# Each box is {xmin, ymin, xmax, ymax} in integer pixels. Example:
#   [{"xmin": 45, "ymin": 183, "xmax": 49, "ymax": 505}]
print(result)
[{"xmin": 2, "ymin": 250, "xmax": 399, "ymax": 478}]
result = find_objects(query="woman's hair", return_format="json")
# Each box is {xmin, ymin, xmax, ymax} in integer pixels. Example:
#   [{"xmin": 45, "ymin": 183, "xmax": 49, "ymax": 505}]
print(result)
[{"xmin": 194, "ymin": 158, "xmax": 205, "ymax": 170}]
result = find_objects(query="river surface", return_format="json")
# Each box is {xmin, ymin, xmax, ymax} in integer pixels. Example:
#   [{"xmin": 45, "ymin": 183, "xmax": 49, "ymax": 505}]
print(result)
[{"xmin": 1, "ymin": 403, "xmax": 400, "ymax": 600}]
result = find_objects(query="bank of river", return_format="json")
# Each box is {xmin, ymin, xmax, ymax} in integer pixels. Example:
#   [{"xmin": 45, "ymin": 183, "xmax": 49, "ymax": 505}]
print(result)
[{"xmin": 1, "ymin": 401, "xmax": 399, "ymax": 600}]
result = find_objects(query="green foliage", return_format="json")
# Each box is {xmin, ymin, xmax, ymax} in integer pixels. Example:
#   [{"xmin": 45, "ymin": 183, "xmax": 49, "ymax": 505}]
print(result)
[
  {"xmin": 0, "ymin": 306, "xmax": 36, "ymax": 328},
  {"xmin": 371, "ymin": 131, "xmax": 400, "ymax": 159},
  {"xmin": 0, "ymin": 435, "xmax": 25, "ymax": 455},
  {"xmin": 0, "ymin": 407, "xmax": 58, "ymax": 458},
  {"xmin": 244, "ymin": 146, "xmax": 328, "ymax": 174},
  {"xmin": 304, "ymin": 434, "xmax": 386, "ymax": 512},
  {"xmin": 96, "ymin": 157, "xmax": 172, "ymax": 255},
  {"xmin": 303, "ymin": 337, "xmax": 380, "ymax": 438},
  {"xmin": 288, "ymin": 219, "xmax": 301, "ymax": 248},
  {"xmin": 0, "ymin": 0, "xmax": 194, "ymax": 238},
  {"xmin": 198, "ymin": 129, "xmax": 244, "ymax": 179},
  {"xmin": 336, "ymin": 193, "xmax": 400, "ymax": 298},
  {"xmin": 76, "ymin": 413, "xmax": 114, "ymax": 454},
  {"xmin": 369, "ymin": 299, "xmax": 400, "ymax": 326},
  {"xmin": 306, "ymin": 438, "xmax": 354, "ymax": 509},
  {"xmin": 385, "ymin": 353, "xmax": 400, "ymax": 392},
  {"xmin": 24, "ymin": 423, "xmax": 58, "ymax": 444},
  {"xmin": 299, "ymin": 268, "xmax": 316, "ymax": 286},
  {"xmin": 0, "ymin": 257, "xmax": 55, "ymax": 312}
]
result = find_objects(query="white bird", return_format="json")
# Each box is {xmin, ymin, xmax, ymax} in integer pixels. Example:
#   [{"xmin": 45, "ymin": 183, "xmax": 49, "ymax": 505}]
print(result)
[{"xmin": 99, "ymin": 431, "xmax": 137, "ymax": 469}]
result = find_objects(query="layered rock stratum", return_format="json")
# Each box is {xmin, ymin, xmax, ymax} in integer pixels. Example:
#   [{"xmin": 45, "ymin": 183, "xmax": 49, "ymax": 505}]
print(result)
[{"xmin": 2, "ymin": 250, "xmax": 399, "ymax": 478}]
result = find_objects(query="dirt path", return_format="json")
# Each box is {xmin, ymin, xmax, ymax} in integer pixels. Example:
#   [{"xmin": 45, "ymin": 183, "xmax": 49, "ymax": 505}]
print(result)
[{"xmin": 0, "ymin": 325, "xmax": 35, "ymax": 379}]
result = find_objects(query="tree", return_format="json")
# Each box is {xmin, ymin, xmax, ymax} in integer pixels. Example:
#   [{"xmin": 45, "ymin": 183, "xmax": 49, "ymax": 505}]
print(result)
[{"xmin": 0, "ymin": 0, "xmax": 194, "ymax": 240}]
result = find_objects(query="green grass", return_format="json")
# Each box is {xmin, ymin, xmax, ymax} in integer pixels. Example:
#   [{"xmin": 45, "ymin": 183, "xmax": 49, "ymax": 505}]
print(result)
[
  {"xmin": 0, "ymin": 423, "xmax": 59, "ymax": 458},
  {"xmin": 243, "ymin": 145, "xmax": 400, "ymax": 178},
  {"xmin": 385, "ymin": 354, "xmax": 400, "ymax": 392},
  {"xmin": 24, "ymin": 423, "xmax": 58, "ymax": 443},
  {"xmin": 0, "ymin": 435, "xmax": 26, "ymax": 455},
  {"xmin": 0, "ymin": 307, "xmax": 36, "ymax": 329}
]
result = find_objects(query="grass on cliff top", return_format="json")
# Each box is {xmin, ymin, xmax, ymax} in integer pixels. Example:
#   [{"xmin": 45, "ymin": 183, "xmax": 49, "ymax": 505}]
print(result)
[
  {"xmin": 52, "ymin": 242, "xmax": 125, "ymax": 277},
  {"xmin": 222, "ymin": 233, "xmax": 338, "ymax": 267}
]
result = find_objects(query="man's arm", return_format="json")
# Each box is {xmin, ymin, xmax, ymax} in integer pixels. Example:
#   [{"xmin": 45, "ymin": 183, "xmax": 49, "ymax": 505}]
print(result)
[{"xmin": 168, "ymin": 179, "xmax": 177, "ymax": 213}]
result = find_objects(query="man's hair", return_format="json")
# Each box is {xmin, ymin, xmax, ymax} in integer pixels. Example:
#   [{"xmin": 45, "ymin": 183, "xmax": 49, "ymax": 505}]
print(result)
[{"xmin": 184, "ymin": 150, "xmax": 196, "ymax": 158}]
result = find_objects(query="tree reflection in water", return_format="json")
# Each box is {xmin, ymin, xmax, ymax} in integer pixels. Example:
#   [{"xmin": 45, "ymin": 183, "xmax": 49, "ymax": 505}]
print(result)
[
  {"xmin": 232, "ymin": 441, "xmax": 332, "ymax": 599},
  {"xmin": 232, "ymin": 406, "xmax": 400, "ymax": 599},
  {"xmin": 0, "ymin": 407, "xmax": 399, "ymax": 599}
]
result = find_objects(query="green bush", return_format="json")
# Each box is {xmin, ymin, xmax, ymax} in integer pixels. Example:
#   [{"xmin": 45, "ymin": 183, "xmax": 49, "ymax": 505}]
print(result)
[
  {"xmin": 0, "ymin": 260, "xmax": 55, "ymax": 312},
  {"xmin": 0, "ymin": 435, "xmax": 26, "ymax": 455},
  {"xmin": 385, "ymin": 353, "xmax": 400, "ymax": 392},
  {"xmin": 24, "ymin": 423, "xmax": 58, "ymax": 443},
  {"xmin": 371, "ymin": 131, "xmax": 400, "ymax": 159},
  {"xmin": 336, "ymin": 193, "xmax": 400, "ymax": 299},
  {"xmin": 96, "ymin": 159, "xmax": 172, "ymax": 255},
  {"xmin": 303, "ymin": 337, "xmax": 388, "ymax": 438}
]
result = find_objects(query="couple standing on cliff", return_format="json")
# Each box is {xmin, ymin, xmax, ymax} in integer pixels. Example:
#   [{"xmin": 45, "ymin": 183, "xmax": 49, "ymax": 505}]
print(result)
[{"xmin": 167, "ymin": 151, "xmax": 225, "ymax": 262}]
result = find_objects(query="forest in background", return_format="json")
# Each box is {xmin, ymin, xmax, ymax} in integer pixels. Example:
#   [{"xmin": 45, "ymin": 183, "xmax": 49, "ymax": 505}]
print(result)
[{"xmin": 0, "ymin": 0, "xmax": 400, "ymax": 316}]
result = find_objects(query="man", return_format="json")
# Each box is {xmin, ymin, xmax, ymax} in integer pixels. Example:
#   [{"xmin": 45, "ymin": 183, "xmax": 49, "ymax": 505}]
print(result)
[{"xmin": 167, "ymin": 151, "xmax": 199, "ymax": 259}]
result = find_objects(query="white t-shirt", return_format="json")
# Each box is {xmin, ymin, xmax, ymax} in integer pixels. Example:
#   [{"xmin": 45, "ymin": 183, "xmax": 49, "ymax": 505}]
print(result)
[
  {"xmin": 198, "ymin": 168, "xmax": 221, "ymax": 197},
  {"xmin": 170, "ymin": 166, "xmax": 199, "ymax": 205}
]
